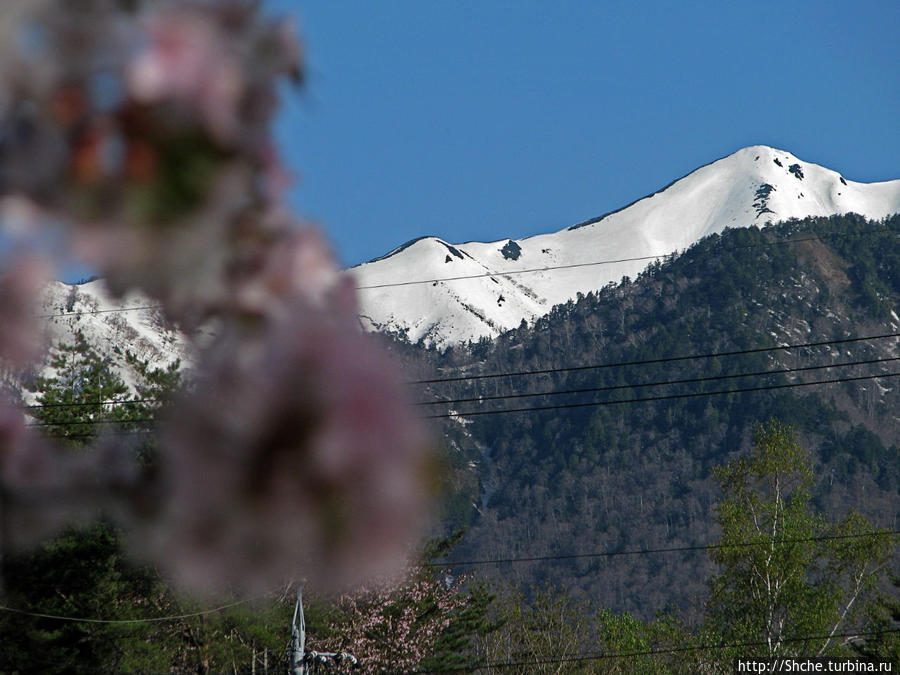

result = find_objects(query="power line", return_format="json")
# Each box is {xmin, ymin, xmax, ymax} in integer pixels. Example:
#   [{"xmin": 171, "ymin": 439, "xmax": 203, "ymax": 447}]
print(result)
[
  {"xmin": 412, "ymin": 332, "xmax": 900, "ymax": 385},
  {"xmin": 359, "ymin": 252, "xmax": 670, "ymax": 290},
  {"xmin": 33, "ymin": 227, "xmax": 897, "ymax": 317},
  {"xmin": 417, "ymin": 628, "xmax": 900, "ymax": 672},
  {"xmin": 25, "ymin": 416, "xmax": 156, "ymax": 429},
  {"xmin": 2, "ymin": 531, "xmax": 893, "ymax": 628},
  {"xmin": 24, "ymin": 397, "xmax": 160, "ymax": 410},
  {"xmin": 357, "ymin": 228, "xmax": 896, "ymax": 291},
  {"xmin": 424, "ymin": 371, "xmax": 900, "ymax": 419},
  {"xmin": 23, "ymin": 354, "xmax": 897, "ymax": 415},
  {"xmin": 16, "ymin": 333, "xmax": 898, "ymax": 417},
  {"xmin": 22, "ymin": 368, "xmax": 900, "ymax": 426},
  {"xmin": 38, "ymin": 304, "xmax": 162, "ymax": 319},
  {"xmin": 45, "ymin": 430, "xmax": 155, "ymax": 440},
  {"xmin": 418, "ymin": 355, "xmax": 900, "ymax": 407},
  {"xmin": 422, "ymin": 530, "xmax": 900, "ymax": 568},
  {"xmin": 0, "ymin": 598, "xmax": 252, "ymax": 624}
]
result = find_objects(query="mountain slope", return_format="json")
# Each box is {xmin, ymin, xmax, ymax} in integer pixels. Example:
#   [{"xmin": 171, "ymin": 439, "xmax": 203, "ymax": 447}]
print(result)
[
  {"xmin": 412, "ymin": 213, "xmax": 900, "ymax": 617},
  {"xmin": 351, "ymin": 146, "xmax": 900, "ymax": 347}
]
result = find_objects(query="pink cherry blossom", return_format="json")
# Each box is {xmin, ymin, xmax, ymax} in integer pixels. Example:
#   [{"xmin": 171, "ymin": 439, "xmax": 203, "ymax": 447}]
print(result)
[
  {"xmin": 0, "ymin": 1, "xmax": 432, "ymax": 601},
  {"xmin": 311, "ymin": 571, "xmax": 466, "ymax": 672}
]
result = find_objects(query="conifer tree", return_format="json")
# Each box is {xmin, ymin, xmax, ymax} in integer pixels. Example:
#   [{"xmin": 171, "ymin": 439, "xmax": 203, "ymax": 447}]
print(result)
[{"xmin": 0, "ymin": 338, "xmax": 180, "ymax": 673}]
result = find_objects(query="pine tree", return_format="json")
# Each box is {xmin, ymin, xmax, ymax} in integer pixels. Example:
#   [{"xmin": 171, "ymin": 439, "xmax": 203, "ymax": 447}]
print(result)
[{"xmin": 33, "ymin": 332, "xmax": 156, "ymax": 444}]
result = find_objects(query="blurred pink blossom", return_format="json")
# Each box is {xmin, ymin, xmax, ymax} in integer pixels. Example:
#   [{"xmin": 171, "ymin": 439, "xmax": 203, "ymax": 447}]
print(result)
[
  {"xmin": 0, "ymin": 399, "xmax": 140, "ymax": 549},
  {"xmin": 128, "ymin": 5, "xmax": 244, "ymax": 143},
  {"xmin": 70, "ymin": 163, "xmax": 254, "ymax": 324},
  {"xmin": 232, "ymin": 221, "xmax": 346, "ymax": 319},
  {"xmin": 149, "ymin": 301, "xmax": 430, "ymax": 595},
  {"xmin": 318, "ymin": 572, "xmax": 463, "ymax": 672},
  {"xmin": 0, "ymin": 1, "xmax": 302, "ymax": 301},
  {"xmin": 0, "ymin": 1, "xmax": 432, "ymax": 600}
]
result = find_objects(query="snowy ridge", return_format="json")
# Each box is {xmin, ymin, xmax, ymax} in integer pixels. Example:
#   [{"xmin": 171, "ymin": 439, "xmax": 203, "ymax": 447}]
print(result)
[
  {"xmin": 28, "ymin": 146, "xmax": 900, "ymax": 369},
  {"xmin": 351, "ymin": 146, "xmax": 900, "ymax": 348}
]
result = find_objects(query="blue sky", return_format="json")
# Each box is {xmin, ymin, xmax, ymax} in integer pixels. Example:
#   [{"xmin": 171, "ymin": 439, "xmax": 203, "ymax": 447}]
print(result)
[{"xmin": 266, "ymin": 1, "xmax": 898, "ymax": 268}]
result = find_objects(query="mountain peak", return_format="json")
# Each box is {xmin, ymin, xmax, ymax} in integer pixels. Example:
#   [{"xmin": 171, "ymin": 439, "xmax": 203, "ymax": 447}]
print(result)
[{"xmin": 353, "ymin": 147, "xmax": 900, "ymax": 348}]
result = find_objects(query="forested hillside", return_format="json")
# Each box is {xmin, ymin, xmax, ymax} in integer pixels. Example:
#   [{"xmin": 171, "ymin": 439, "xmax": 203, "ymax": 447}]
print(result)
[{"xmin": 404, "ymin": 213, "xmax": 900, "ymax": 618}]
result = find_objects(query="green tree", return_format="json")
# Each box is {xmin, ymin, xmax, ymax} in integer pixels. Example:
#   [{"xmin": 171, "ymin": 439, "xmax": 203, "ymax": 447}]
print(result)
[
  {"xmin": 707, "ymin": 420, "xmax": 893, "ymax": 660},
  {"xmin": 593, "ymin": 609, "xmax": 701, "ymax": 674},
  {"xmin": 475, "ymin": 583, "xmax": 594, "ymax": 674},
  {"xmin": 855, "ymin": 573, "xmax": 900, "ymax": 665},
  {"xmin": 153, "ymin": 595, "xmax": 292, "ymax": 675},
  {"xmin": 418, "ymin": 580, "xmax": 501, "ymax": 673},
  {"xmin": 33, "ymin": 333, "xmax": 158, "ymax": 444},
  {"xmin": 0, "ymin": 338, "xmax": 182, "ymax": 673},
  {"xmin": 0, "ymin": 521, "xmax": 171, "ymax": 674}
]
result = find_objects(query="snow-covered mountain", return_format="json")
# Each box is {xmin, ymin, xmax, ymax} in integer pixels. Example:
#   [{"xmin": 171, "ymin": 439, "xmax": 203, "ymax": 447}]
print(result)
[
  {"xmin": 350, "ymin": 145, "xmax": 900, "ymax": 348},
  {"xmin": 25, "ymin": 144, "xmax": 900, "ymax": 385}
]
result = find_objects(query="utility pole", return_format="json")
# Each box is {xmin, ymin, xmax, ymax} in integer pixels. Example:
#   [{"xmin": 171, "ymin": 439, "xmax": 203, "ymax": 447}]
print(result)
[{"xmin": 287, "ymin": 589, "xmax": 358, "ymax": 674}]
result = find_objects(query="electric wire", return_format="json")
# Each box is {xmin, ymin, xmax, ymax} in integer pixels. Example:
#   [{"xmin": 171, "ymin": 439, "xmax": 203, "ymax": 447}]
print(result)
[
  {"xmin": 424, "ymin": 371, "xmax": 900, "ymax": 419},
  {"xmin": 34, "ymin": 227, "xmax": 895, "ymax": 318},
  {"xmin": 422, "ymin": 530, "xmax": 900, "ymax": 568},
  {"xmin": 418, "ymin": 355, "xmax": 900, "ymax": 407},
  {"xmin": 25, "ymin": 416, "xmax": 156, "ymax": 428},
  {"xmin": 20, "ymin": 347, "xmax": 898, "ymax": 414},
  {"xmin": 23, "ymin": 397, "xmax": 160, "ymax": 410},
  {"xmin": 45, "ymin": 429, "xmax": 155, "ymax": 440},
  {"xmin": 21, "ymin": 369, "xmax": 899, "ymax": 426},
  {"xmin": 0, "ymin": 598, "xmax": 252, "ymax": 624},
  {"xmin": 356, "ymin": 228, "xmax": 896, "ymax": 291},
  {"xmin": 22, "ymin": 369, "xmax": 899, "ymax": 427},
  {"xmin": 3, "ymin": 532, "xmax": 895, "ymax": 624},
  {"xmin": 360, "ymin": 252, "xmax": 671, "ymax": 290},
  {"xmin": 19, "ymin": 334, "xmax": 898, "ymax": 413},
  {"xmin": 411, "ymin": 332, "xmax": 900, "ymax": 385},
  {"xmin": 414, "ymin": 628, "xmax": 900, "ymax": 673},
  {"xmin": 37, "ymin": 304, "xmax": 162, "ymax": 319}
]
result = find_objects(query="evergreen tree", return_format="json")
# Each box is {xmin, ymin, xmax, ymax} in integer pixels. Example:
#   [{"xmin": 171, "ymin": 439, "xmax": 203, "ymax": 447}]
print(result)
[
  {"xmin": 416, "ymin": 529, "xmax": 503, "ymax": 672},
  {"xmin": 417, "ymin": 580, "xmax": 500, "ymax": 672},
  {"xmin": 32, "ymin": 332, "xmax": 160, "ymax": 444},
  {"xmin": 0, "ymin": 522, "xmax": 169, "ymax": 674},
  {"xmin": 855, "ymin": 574, "xmax": 900, "ymax": 665},
  {"xmin": 0, "ymin": 338, "xmax": 181, "ymax": 673}
]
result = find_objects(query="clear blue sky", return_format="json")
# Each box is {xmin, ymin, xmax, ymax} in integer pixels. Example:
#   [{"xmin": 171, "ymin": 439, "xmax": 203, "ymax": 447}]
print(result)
[{"xmin": 266, "ymin": 1, "xmax": 898, "ymax": 268}]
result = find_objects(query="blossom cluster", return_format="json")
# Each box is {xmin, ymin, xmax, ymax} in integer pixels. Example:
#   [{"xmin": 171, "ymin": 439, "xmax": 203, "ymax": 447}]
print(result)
[
  {"xmin": 312, "ymin": 571, "xmax": 464, "ymax": 672},
  {"xmin": 0, "ymin": 1, "xmax": 430, "ymax": 596}
]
